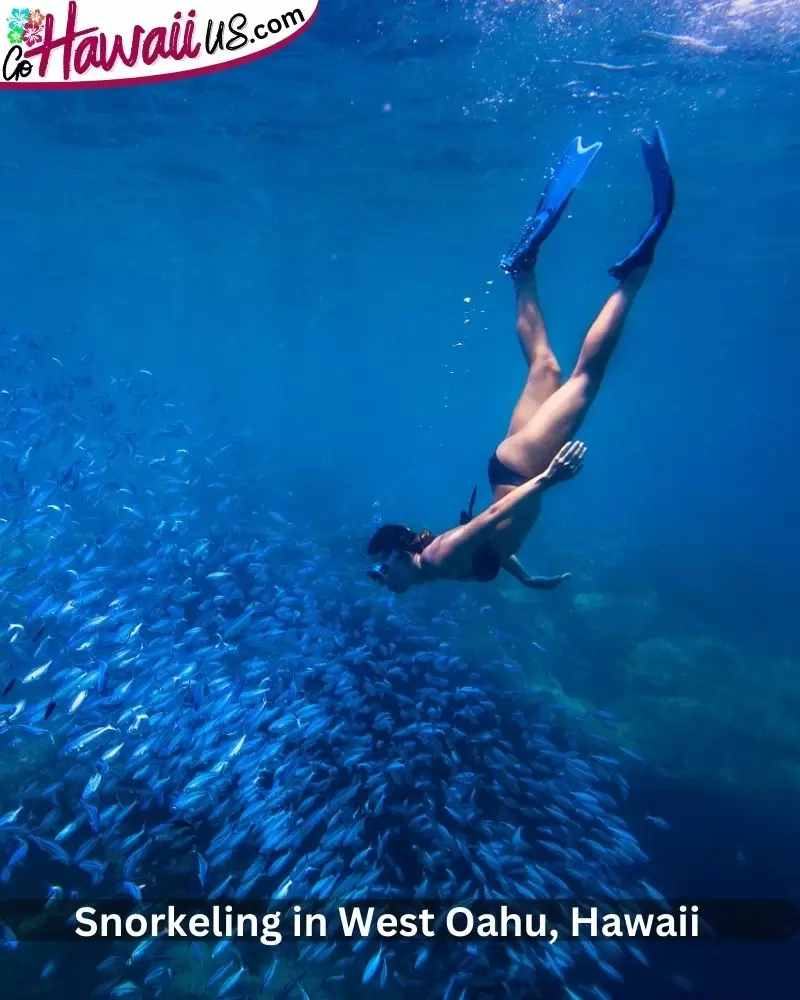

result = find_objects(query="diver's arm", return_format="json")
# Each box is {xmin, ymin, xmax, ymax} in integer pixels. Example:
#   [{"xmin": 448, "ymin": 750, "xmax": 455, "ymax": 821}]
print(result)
[
  {"xmin": 424, "ymin": 475, "xmax": 550, "ymax": 570},
  {"xmin": 503, "ymin": 555, "xmax": 571, "ymax": 590},
  {"xmin": 425, "ymin": 442, "xmax": 586, "ymax": 571}
]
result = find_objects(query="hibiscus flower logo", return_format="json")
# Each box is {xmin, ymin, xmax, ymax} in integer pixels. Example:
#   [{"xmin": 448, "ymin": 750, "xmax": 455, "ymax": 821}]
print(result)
[
  {"xmin": 22, "ymin": 19, "xmax": 41, "ymax": 44},
  {"xmin": 7, "ymin": 7, "xmax": 30, "ymax": 30},
  {"xmin": 6, "ymin": 7, "xmax": 46, "ymax": 45}
]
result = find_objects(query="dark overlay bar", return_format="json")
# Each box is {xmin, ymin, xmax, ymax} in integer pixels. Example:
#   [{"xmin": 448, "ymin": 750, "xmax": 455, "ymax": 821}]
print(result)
[{"xmin": 0, "ymin": 899, "xmax": 798, "ymax": 943}]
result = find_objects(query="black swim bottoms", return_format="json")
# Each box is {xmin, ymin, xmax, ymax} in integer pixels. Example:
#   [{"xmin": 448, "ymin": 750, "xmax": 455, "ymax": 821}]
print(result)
[{"xmin": 487, "ymin": 452, "xmax": 528, "ymax": 489}]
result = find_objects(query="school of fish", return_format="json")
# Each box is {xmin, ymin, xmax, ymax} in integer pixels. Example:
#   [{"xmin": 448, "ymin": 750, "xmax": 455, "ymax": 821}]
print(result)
[{"xmin": 0, "ymin": 333, "xmax": 661, "ymax": 999}]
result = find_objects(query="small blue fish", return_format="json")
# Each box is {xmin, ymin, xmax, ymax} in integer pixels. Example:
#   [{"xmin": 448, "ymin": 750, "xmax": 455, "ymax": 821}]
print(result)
[
  {"xmin": 122, "ymin": 881, "xmax": 143, "ymax": 902},
  {"xmin": 362, "ymin": 946, "xmax": 383, "ymax": 985},
  {"xmin": 196, "ymin": 851, "xmax": 208, "ymax": 891}
]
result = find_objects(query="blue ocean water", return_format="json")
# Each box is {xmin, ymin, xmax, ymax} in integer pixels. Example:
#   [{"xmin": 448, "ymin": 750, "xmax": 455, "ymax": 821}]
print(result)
[{"xmin": 0, "ymin": 1, "xmax": 798, "ymax": 998}]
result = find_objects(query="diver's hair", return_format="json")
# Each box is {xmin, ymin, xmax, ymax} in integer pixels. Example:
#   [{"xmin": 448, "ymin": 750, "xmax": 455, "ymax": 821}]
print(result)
[
  {"xmin": 367, "ymin": 524, "xmax": 436, "ymax": 558},
  {"xmin": 471, "ymin": 542, "xmax": 502, "ymax": 583}
]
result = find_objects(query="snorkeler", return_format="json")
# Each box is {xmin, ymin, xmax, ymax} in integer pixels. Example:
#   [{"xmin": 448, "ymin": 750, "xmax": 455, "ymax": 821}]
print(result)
[{"xmin": 368, "ymin": 127, "xmax": 675, "ymax": 594}]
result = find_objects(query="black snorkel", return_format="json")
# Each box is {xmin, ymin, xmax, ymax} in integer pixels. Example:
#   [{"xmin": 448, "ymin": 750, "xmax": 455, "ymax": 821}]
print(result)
[{"xmin": 460, "ymin": 485, "xmax": 478, "ymax": 525}]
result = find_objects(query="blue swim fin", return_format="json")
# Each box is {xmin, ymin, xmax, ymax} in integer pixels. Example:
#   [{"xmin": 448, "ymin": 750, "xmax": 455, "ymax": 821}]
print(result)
[
  {"xmin": 609, "ymin": 126, "xmax": 675, "ymax": 280},
  {"xmin": 500, "ymin": 136, "xmax": 603, "ymax": 275}
]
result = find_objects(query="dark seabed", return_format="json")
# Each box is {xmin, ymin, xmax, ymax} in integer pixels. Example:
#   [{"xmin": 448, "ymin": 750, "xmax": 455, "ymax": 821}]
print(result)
[{"xmin": 0, "ymin": 0, "xmax": 798, "ymax": 998}]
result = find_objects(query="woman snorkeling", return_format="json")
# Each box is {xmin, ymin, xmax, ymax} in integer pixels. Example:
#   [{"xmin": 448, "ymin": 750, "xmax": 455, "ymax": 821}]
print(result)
[{"xmin": 368, "ymin": 128, "xmax": 675, "ymax": 595}]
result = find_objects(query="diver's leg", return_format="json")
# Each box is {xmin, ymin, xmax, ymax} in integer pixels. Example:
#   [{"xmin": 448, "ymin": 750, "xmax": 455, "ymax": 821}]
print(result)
[
  {"xmin": 499, "ymin": 136, "xmax": 603, "ymax": 436},
  {"xmin": 571, "ymin": 266, "xmax": 648, "ymax": 379},
  {"xmin": 497, "ymin": 127, "xmax": 673, "ymax": 476},
  {"xmin": 505, "ymin": 268, "xmax": 562, "ymax": 435},
  {"xmin": 497, "ymin": 268, "xmax": 648, "ymax": 476}
]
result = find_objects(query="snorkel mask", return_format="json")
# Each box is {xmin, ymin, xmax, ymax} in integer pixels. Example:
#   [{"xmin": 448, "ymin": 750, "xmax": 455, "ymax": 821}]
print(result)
[
  {"xmin": 366, "ymin": 550, "xmax": 401, "ymax": 587},
  {"xmin": 365, "ymin": 525, "xmax": 419, "ymax": 587},
  {"xmin": 365, "ymin": 524, "xmax": 439, "ymax": 587}
]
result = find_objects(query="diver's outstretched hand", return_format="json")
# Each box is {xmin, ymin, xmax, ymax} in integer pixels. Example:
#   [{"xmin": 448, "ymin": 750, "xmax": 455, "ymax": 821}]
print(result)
[{"xmin": 544, "ymin": 441, "xmax": 586, "ymax": 485}]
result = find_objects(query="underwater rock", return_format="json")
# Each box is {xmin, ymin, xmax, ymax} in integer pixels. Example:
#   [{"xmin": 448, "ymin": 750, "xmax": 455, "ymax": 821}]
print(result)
[
  {"xmin": 571, "ymin": 591, "xmax": 659, "ymax": 653},
  {"xmin": 616, "ymin": 635, "xmax": 800, "ymax": 794}
]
